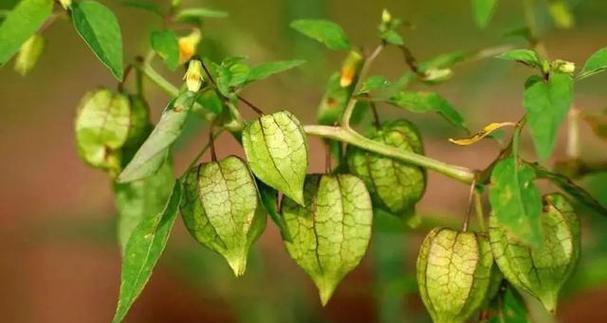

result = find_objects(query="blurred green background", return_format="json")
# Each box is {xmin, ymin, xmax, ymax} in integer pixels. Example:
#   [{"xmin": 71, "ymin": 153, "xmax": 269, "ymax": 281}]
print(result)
[{"xmin": 1, "ymin": 0, "xmax": 607, "ymax": 322}]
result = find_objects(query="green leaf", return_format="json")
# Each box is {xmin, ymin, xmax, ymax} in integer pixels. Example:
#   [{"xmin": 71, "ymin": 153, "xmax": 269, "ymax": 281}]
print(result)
[
  {"xmin": 180, "ymin": 156, "xmax": 266, "ymax": 276},
  {"xmin": 113, "ymin": 160, "xmax": 174, "ymax": 253},
  {"xmin": 496, "ymin": 49, "xmax": 542, "ymax": 68},
  {"xmin": 242, "ymin": 111, "xmax": 309, "ymax": 205},
  {"xmin": 72, "ymin": 0, "xmax": 124, "ymax": 80},
  {"xmin": 489, "ymin": 156, "xmax": 543, "ymax": 247},
  {"xmin": 389, "ymin": 91, "xmax": 467, "ymax": 131},
  {"xmin": 523, "ymin": 73, "xmax": 573, "ymax": 160},
  {"xmin": 473, "ymin": 0, "xmax": 498, "ymax": 28},
  {"xmin": 0, "ymin": 0, "xmax": 53, "ymax": 66},
  {"xmin": 75, "ymin": 89, "xmax": 131, "ymax": 175},
  {"xmin": 579, "ymin": 47, "xmax": 607, "ymax": 79},
  {"xmin": 257, "ymin": 181, "xmax": 292, "ymax": 242},
  {"xmin": 247, "ymin": 59, "xmax": 306, "ymax": 83},
  {"xmin": 118, "ymin": 91, "xmax": 196, "ymax": 183},
  {"xmin": 290, "ymin": 19, "xmax": 351, "ymax": 50},
  {"xmin": 174, "ymin": 7, "xmax": 228, "ymax": 22},
  {"xmin": 380, "ymin": 29, "xmax": 404, "ymax": 46},
  {"xmin": 489, "ymin": 288, "xmax": 529, "ymax": 323},
  {"xmin": 489, "ymin": 193, "xmax": 580, "ymax": 313},
  {"xmin": 532, "ymin": 164, "xmax": 607, "ymax": 215},
  {"xmin": 281, "ymin": 174, "xmax": 373, "ymax": 305},
  {"xmin": 214, "ymin": 58, "xmax": 251, "ymax": 96},
  {"xmin": 417, "ymin": 228, "xmax": 494, "ymax": 323},
  {"xmin": 119, "ymin": 0, "xmax": 163, "ymax": 16},
  {"xmin": 112, "ymin": 179, "xmax": 182, "ymax": 323},
  {"xmin": 356, "ymin": 75, "xmax": 391, "ymax": 95},
  {"xmin": 150, "ymin": 30, "xmax": 179, "ymax": 71}
]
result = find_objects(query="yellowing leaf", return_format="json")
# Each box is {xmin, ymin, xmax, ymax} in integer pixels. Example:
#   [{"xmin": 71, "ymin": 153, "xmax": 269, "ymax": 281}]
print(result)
[{"xmin": 449, "ymin": 122, "xmax": 515, "ymax": 145}]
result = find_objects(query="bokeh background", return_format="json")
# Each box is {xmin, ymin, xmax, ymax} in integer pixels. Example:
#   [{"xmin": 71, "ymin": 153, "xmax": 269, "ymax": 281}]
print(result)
[{"xmin": 2, "ymin": 0, "xmax": 607, "ymax": 322}]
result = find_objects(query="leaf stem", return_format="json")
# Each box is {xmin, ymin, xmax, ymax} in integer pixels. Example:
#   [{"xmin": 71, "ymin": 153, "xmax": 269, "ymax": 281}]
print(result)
[{"xmin": 304, "ymin": 125, "xmax": 476, "ymax": 184}]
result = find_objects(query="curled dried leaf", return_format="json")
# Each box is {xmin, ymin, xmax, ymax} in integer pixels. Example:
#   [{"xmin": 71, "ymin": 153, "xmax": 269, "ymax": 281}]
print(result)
[{"xmin": 449, "ymin": 122, "xmax": 515, "ymax": 146}]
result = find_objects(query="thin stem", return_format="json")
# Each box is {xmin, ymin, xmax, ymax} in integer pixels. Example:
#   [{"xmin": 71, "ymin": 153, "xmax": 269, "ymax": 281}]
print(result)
[
  {"xmin": 399, "ymin": 44, "xmax": 425, "ymax": 77},
  {"xmin": 341, "ymin": 44, "xmax": 384, "ymax": 128},
  {"xmin": 118, "ymin": 64, "xmax": 135, "ymax": 92},
  {"xmin": 462, "ymin": 180, "xmax": 477, "ymax": 232},
  {"xmin": 209, "ymin": 124, "xmax": 217, "ymax": 162},
  {"xmin": 566, "ymin": 106, "xmax": 580, "ymax": 159},
  {"xmin": 304, "ymin": 125, "xmax": 476, "ymax": 184},
  {"xmin": 523, "ymin": 0, "xmax": 547, "ymax": 57},
  {"xmin": 324, "ymin": 143, "xmax": 332, "ymax": 174},
  {"xmin": 474, "ymin": 190, "xmax": 486, "ymax": 231},
  {"xmin": 138, "ymin": 62, "xmax": 180, "ymax": 97},
  {"xmin": 370, "ymin": 100, "xmax": 381, "ymax": 129},
  {"xmin": 186, "ymin": 129, "xmax": 224, "ymax": 170},
  {"xmin": 39, "ymin": 11, "xmax": 64, "ymax": 33}
]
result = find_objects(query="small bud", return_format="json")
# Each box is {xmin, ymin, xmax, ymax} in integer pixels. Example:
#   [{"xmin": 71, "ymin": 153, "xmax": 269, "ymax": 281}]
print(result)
[
  {"xmin": 178, "ymin": 29, "xmax": 202, "ymax": 64},
  {"xmin": 339, "ymin": 50, "xmax": 363, "ymax": 87},
  {"xmin": 553, "ymin": 59, "xmax": 575, "ymax": 74},
  {"xmin": 422, "ymin": 68, "xmax": 453, "ymax": 84},
  {"xmin": 14, "ymin": 34, "xmax": 44, "ymax": 76},
  {"xmin": 59, "ymin": 0, "xmax": 72, "ymax": 10},
  {"xmin": 184, "ymin": 59, "xmax": 204, "ymax": 92},
  {"xmin": 381, "ymin": 9, "xmax": 392, "ymax": 24}
]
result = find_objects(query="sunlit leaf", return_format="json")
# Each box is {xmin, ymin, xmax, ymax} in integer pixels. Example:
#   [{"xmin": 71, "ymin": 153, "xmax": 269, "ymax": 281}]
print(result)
[
  {"xmin": 72, "ymin": 0, "xmax": 124, "ymax": 80},
  {"xmin": 0, "ymin": 0, "xmax": 52, "ymax": 66},
  {"xmin": 290, "ymin": 19, "xmax": 351, "ymax": 50}
]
